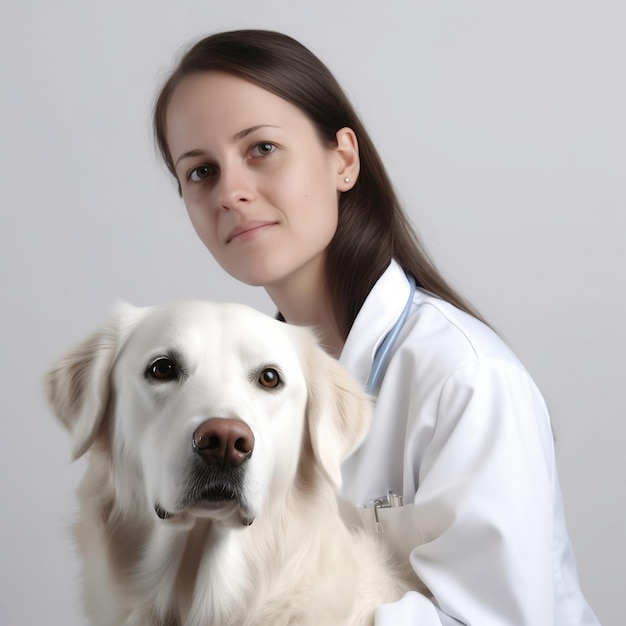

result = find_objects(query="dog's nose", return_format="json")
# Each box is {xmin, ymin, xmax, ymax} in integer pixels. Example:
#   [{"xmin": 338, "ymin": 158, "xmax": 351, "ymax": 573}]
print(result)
[{"xmin": 192, "ymin": 419, "xmax": 255, "ymax": 468}]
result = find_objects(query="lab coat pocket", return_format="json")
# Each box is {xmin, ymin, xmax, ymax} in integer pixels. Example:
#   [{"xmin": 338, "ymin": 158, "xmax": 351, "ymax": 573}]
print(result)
[
  {"xmin": 355, "ymin": 503, "xmax": 429, "ymax": 596},
  {"xmin": 356, "ymin": 504, "xmax": 424, "ymax": 562}
]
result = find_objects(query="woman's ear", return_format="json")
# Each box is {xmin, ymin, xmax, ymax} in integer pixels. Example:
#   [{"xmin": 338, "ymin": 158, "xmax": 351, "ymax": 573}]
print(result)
[{"xmin": 334, "ymin": 127, "xmax": 360, "ymax": 191}]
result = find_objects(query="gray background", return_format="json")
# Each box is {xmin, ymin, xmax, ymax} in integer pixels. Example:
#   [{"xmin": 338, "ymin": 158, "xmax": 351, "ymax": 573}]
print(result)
[{"xmin": 1, "ymin": 1, "xmax": 623, "ymax": 624}]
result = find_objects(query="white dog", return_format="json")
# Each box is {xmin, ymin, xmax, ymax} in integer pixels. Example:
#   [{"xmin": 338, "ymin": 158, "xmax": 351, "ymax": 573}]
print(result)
[{"xmin": 46, "ymin": 301, "xmax": 414, "ymax": 626}]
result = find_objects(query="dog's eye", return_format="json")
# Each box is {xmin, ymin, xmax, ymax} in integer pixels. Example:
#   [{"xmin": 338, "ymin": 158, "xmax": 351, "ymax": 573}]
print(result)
[
  {"xmin": 258, "ymin": 367, "xmax": 281, "ymax": 389},
  {"xmin": 147, "ymin": 357, "xmax": 178, "ymax": 381}
]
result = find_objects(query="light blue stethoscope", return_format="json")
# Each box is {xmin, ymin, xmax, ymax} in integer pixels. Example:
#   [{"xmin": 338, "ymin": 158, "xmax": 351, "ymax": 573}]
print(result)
[{"xmin": 365, "ymin": 272, "xmax": 417, "ymax": 395}]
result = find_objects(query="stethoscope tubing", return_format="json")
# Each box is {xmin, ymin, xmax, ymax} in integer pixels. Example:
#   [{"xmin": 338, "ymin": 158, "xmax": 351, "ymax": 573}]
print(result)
[{"xmin": 365, "ymin": 272, "xmax": 417, "ymax": 395}]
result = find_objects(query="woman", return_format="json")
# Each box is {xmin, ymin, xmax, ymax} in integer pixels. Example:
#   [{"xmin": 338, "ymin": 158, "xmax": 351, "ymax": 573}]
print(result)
[{"xmin": 153, "ymin": 29, "xmax": 599, "ymax": 625}]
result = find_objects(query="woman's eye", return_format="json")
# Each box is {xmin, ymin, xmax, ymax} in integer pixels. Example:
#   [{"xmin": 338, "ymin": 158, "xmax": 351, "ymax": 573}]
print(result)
[
  {"xmin": 258, "ymin": 367, "xmax": 281, "ymax": 389},
  {"xmin": 189, "ymin": 165, "xmax": 216, "ymax": 182},
  {"xmin": 250, "ymin": 142, "xmax": 276, "ymax": 158},
  {"xmin": 146, "ymin": 357, "xmax": 178, "ymax": 381}
]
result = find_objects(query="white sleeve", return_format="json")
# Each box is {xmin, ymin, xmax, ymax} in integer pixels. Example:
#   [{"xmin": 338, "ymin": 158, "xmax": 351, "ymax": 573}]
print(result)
[
  {"xmin": 400, "ymin": 359, "xmax": 556, "ymax": 625},
  {"xmin": 374, "ymin": 591, "xmax": 444, "ymax": 625}
]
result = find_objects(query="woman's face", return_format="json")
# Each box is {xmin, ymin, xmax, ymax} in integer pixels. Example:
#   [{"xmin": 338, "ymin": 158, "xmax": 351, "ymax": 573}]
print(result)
[{"xmin": 165, "ymin": 72, "xmax": 354, "ymax": 289}]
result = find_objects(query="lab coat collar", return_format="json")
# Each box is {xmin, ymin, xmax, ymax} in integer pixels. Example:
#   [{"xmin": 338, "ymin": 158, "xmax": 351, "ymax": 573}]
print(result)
[{"xmin": 339, "ymin": 259, "xmax": 412, "ymax": 389}]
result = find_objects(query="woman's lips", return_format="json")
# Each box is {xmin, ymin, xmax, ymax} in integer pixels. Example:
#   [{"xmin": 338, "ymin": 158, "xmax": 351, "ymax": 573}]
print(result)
[{"xmin": 226, "ymin": 221, "xmax": 276, "ymax": 243}]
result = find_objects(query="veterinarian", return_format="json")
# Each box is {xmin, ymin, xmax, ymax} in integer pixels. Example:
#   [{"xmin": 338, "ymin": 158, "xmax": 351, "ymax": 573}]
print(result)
[{"xmin": 152, "ymin": 29, "xmax": 599, "ymax": 625}]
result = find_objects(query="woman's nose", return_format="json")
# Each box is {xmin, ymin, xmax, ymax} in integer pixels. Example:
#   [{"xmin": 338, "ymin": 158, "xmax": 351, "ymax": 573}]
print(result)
[{"xmin": 215, "ymin": 163, "xmax": 253, "ymax": 211}]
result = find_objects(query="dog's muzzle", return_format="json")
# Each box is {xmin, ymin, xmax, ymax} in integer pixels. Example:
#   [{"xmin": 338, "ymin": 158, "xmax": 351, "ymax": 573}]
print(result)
[{"xmin": 154, "ymin": 418, "xmax": 256, "ymax": 526}]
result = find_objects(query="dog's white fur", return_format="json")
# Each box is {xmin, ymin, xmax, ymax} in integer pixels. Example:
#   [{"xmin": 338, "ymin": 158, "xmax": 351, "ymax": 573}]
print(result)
[{"xmin": 46, "ymin": 301, "xmax": 413, "ymax": 626}]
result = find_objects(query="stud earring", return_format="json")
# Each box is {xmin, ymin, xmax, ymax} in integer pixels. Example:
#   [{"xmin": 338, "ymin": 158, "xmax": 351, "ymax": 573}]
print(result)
[{"xmin": 344, "ymin": 177, "xmax": 350, "ymax": 183}]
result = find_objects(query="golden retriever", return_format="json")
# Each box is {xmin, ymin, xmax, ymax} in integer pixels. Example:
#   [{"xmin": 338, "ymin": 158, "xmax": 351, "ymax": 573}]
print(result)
[{"xmin": 46, "ymin": 301, "xmax": 412, "ymax": 625}]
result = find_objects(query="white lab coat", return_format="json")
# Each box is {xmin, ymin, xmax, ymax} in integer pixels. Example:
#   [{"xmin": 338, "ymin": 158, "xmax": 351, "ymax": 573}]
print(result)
[{"xmin": 339, "ymin": 260, "xmax": 599, "ymax": 625}]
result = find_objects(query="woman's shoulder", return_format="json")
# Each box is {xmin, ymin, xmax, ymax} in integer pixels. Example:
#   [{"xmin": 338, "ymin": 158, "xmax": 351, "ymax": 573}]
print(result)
[
  {"xmin": 401, "ymin": 289, "xmax": 527, "ymax": 378},
  {"xmin": 386, "ymin": 291, "xmax": 551, "ymax": 441}
]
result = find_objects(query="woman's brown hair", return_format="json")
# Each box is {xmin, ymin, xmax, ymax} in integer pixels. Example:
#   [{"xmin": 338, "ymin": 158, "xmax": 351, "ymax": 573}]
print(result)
[{"xmin": 153, "ymin": 29, "xmax": 483, "ymax": 337}]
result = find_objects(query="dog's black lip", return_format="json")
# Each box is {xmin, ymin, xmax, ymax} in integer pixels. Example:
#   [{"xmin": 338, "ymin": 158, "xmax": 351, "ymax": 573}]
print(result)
[
  {"xmin": 184, "ymin": 481, "xmax": 242, "ymax": 508},
  {"xmin": 154, "ymin": 503, "xmax": 174, "ymax": 520},
  {"xmin": 181, "ymin": 462, "xmax": 247, "ymax": 510},
  {"xmin": 198, "ymin": 487, "xmax": 237, "ymax": 501},
  {"xmin": 154, "ymin": 491, "xmax": 239, "ymax": 518},
  {"xmin": 153, "ymin": 484, "xmax": 242, "ymax": 520}
]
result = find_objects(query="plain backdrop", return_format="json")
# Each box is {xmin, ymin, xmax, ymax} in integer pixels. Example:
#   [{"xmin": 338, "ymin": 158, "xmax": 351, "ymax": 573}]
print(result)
[{"xmin": 1, "ymin": 1, "xmax": 623, "ymax": 624}]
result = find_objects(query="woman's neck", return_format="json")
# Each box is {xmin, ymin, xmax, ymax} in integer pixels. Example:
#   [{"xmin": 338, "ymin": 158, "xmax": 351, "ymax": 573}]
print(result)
[{"xmin": 265, "ymin": 261, "xmax": 344, "ymax": 358}]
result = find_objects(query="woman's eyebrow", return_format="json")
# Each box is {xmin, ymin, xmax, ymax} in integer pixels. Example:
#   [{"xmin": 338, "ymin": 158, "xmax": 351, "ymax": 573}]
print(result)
[
  {"xmin": 174, "ymin": 149, "xmax": 206, "ymax": 169},
  {"xmin": 174, "ymin": 125, "xmax": 280, "ymax": 168},
  {"xmin": 233, "ymin": 124, "xmax": 280, "ymax": 140}
]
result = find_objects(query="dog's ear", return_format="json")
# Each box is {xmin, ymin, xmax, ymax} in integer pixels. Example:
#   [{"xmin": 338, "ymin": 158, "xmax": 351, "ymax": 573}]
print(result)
[
  {"xmin": 299, "ymin": 331, "xmax": 373, "ymax": 489},
  {"xmin": 45, "ymin": 303, "xmax": 144, "ymax": 460}
]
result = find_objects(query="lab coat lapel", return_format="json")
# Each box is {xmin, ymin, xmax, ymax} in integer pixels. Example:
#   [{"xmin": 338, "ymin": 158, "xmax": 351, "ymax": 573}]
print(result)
[{"xmin": 340, "ymin": 259, "xmax": 412, "ymax": 391}]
